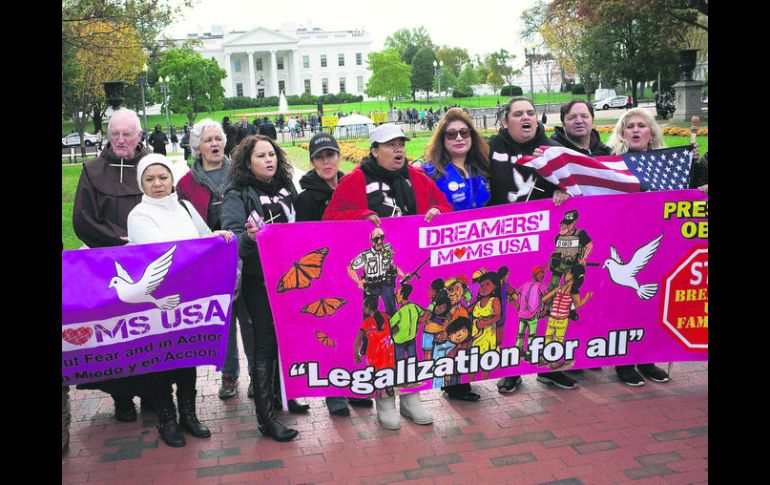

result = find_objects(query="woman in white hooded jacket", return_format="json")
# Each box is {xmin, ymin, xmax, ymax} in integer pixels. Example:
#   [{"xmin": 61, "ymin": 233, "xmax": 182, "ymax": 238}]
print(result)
[{"xmin": 127, "ymin": 153, "xmax": 232, "ymax": 448}]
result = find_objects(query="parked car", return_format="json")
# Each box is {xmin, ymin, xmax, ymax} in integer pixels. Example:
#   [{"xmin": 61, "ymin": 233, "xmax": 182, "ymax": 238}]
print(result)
[
  {"xmin": 62, "ymin": 132, "xmax": 101, "ymax": 148},
  {"xmin": 592, "ymin": 95, "xmax": 631, "ymax": 111}
]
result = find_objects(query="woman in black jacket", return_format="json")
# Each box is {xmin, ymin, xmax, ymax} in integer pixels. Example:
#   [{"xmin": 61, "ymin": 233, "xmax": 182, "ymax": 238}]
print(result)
[
  {"xmin": 220, "ymin": 134, "xmax": 300, "ymax": 442},
  {"xmin": 487, "ymin": 97, "xmax": 577, "ymax": 393},
  {"xmin": 295, "ymin": 133, "xmax": 374, "ymax": 417}
]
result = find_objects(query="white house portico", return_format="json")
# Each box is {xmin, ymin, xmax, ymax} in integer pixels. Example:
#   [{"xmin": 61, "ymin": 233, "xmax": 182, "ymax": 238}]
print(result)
[{"xmin": 188, "ymin": 25, "xmax": 372, "ymax": 99}]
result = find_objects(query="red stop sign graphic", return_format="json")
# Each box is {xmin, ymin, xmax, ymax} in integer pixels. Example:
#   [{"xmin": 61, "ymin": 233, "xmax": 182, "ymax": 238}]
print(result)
[{"xmin": 660, "ymin": 247, "xmax": 708, "ymax": 350}]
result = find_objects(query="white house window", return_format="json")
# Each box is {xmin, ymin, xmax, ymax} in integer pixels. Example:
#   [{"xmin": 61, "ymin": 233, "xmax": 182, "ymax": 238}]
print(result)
[
  {"xmin": 304, "ymin": 79, "xmax": 311, "ymax": 94},
  {"xmin": 322, "ymin": 78, "xmax": 328, "ymax": 94},
  {"xmin": 256, "ymin": 58, "xmax": 263, "ymax": 71},
  {"xmin": 356, "ymin": 53, "xmax": 362, "ymax": 65},
  {"xmin": 338, "ymin": 53, "xmax": 345, "ymax": 67},
  {"xmin": 357, "ymin": 76, "xmax": 364, "ymax": 92},
  {"xmin": 339, "ymin": 77, "xmax": 346, "ymax": 93},
  {"xmin": 277, "ymin": 56, "xmax": 284, "ymax": 70},
  {"xmin": 303, "ymin": 55, "xmax": 310, "ymax": 68},
  {"xmin": 278, "ymin": 80, "xmax": 286, "ymax": 93},
  {"xmin": 320, "ymin": 55, "xmax": 327, "ymax": 67},
  {"xmin": 236, "ymin": 83, "xmax": 243, "ymax": 96},
  {"xmin": 234, "ymin": 59, "xmax": 242, "ymax": 72}
]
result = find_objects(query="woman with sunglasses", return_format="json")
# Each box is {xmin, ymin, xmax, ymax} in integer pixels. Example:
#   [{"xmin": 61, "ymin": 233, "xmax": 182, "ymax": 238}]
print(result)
[
  {"xmin": 419, "ymin": 109, "xmax": 489, "ymax": 402},
  {"xmin": 422, "ymin": 108, "xmax": 491, "ymax": 212}
]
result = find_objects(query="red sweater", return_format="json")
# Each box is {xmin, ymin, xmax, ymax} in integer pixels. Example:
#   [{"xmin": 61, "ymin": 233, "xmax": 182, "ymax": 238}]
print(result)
[
  {"xmin": 323, "ymin": 164, "xmax": 453, "ymax": 221},
  {"xmin": 176, "ymin": 171, "xmax": 212, "ymax": 222}
]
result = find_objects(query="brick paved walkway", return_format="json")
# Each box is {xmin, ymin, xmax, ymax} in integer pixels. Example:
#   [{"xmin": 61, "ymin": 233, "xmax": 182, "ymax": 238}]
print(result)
[{"xmin": 62, "ymin": 352, "xmax": 707, "ymax": 484}]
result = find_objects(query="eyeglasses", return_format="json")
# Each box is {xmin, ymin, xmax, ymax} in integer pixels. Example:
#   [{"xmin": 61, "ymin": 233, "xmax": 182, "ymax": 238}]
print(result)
[
  {"xmin": 444, "ymin": 128, "xmax": 471, "ymax": 140},
  {"xmin": 372, "ymin": 236, "xmax": 384, "ymax": 243}
]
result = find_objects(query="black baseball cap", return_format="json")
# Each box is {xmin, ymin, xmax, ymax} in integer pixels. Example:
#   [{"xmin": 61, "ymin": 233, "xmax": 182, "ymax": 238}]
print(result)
[{"xmin": 308, "ymin": 133, "xmax": 340, "ymax": 159}]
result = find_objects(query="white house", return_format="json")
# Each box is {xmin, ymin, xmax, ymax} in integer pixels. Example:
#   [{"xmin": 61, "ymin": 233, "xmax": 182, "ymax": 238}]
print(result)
[{"xmin": 183, "ymin": 25, "xmax": 373, "ymax": 99}]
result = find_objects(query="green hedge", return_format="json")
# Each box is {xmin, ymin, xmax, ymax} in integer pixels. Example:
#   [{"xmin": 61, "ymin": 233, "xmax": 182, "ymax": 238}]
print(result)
[
  {"xmin": 500, "ymin": 85, "xmax": 524, "ymax": 96},
  {"xmin": 223, "ymin": 92, "xmax": 363, "ymax": 110}
]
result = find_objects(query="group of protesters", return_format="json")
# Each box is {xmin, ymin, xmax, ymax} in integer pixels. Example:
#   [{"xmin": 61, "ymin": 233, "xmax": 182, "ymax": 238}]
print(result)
[{"xmin": 64, "ymin": 96, "xmax": 707, "ymax": 450}]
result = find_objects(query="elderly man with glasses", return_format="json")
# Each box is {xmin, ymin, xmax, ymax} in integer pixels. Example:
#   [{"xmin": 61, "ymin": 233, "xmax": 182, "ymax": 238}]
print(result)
[{"xmin": 72, "ymin": 107, "xmax": 151, "ymax": 423}]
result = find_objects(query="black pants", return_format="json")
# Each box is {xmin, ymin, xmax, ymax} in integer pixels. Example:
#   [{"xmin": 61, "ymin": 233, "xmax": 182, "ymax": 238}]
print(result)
[
  {"xmin": 147, "ymin": 367, "xmax": 197, "ymax": 401},
  {"xmin": 242, "ymin": 275, "xmax": 278, "ymax": 361}
]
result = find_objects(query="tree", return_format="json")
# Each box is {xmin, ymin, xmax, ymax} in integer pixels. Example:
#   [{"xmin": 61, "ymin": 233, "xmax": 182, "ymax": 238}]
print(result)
[
  {"xmin": 433, "ymin": 69, "xmax": 457, "ymax": 96},
  {"xmin": 435, "ymin": 46, "xmax": 471, "ymax": 77},
  {"xmin": 62, "ymin": 0, "xmax": 188, "ymax": 140},
  {"xmin": 480, "ymin": 49, "xmax": 520, "ymax": 95},
  {"xmin": 455, "ymin": 64, "xmax": 480, "ymax": 98},
  {"xmin": 521, "ymin": 0, "xmax": 583, "ymax": 90},
  {"xmin": 364, "ymin": 50, "xmax": 412, "ymax": 111},
  {"xmin": 62, "ymin": 20, "xmax": 146, "ymax": 153},
  {"xmin": 159, "ymin": 48, "xmax": 227, "ymax": 124},
  {"xmin": 384, "ymin": 27, "xmax": 434, "ymax": 57},
  {"xmin": 410, "ymin": 47, "xmax": 436, "ymax": 101}
]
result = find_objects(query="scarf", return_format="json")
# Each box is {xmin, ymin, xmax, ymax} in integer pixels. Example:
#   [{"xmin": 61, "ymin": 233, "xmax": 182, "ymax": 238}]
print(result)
[{"xmin": 360, "ymin": 157, "xmax": 416, "ymax": 217}]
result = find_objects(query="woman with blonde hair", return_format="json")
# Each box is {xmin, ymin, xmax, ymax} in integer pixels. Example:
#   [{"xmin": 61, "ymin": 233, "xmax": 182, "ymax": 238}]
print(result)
[
  {"xmin": 605, "ymin": 107, "xmax": 701, "ymax": 386},
  {"xmin": 606, "ymin": 108, "xmax": 666, "ymax": 155}
]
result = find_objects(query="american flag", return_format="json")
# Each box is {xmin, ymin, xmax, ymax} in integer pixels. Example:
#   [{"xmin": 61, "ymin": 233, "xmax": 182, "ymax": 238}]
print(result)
[{"xmin": 517, "ymin": 146, "xmax": 693, "ymax": 196}]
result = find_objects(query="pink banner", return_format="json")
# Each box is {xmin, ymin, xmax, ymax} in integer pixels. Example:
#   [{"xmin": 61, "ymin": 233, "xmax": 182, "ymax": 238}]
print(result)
[{"xmin": 257, "ymin": 190, "xmax": 708, "ymax": 399}]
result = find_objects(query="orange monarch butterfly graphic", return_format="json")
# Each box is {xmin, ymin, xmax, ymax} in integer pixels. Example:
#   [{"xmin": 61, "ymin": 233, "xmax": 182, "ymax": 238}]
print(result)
[
  {"xmin": 276, "ymin": 247, "xmax": 329, "ymax": 293},
  {"xmin": 315, "ymin": 330, "xmax": 335, "ymax": 348},
  {"xmin": 301, "ymin": 298, "xmax": 347, "ymax": 317}
]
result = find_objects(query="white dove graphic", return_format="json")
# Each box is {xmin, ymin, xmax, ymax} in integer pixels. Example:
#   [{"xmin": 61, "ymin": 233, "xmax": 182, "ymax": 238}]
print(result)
[
  {"xmin": 603, "ymin": 234, "xmax": 663, "ymax": 300},
  {"xmin": 507, "ymin": 169, "xmax": 538, "ymax": 202},
  {"xmin": 108, "ymin": 245, "xmax": 180, "ymax": 310}
]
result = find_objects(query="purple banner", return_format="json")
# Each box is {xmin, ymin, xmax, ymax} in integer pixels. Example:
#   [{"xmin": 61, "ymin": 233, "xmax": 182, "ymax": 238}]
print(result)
[
  {"xmin": 258, "ymin": 190, "xmax": 708, "ymax": 399},
  {"xmin": 62, "ymin": 237, "xmax": 238, "ymax": 386}
]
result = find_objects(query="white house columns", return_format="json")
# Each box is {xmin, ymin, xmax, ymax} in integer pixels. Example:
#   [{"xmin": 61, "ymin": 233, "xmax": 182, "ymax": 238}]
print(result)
[
  {"xmin": 291, "ymin": 49, "xmax": 302, "ymax": 95},
  {"xmin": 247, "ymin": 51, "xmax": 257, "ymax": 98},
  {"xmin": 270, "ymin": 50, "xmax": 279, "ymax": 96},
  {"xmin": 224, "ymin": 53, "xmax": 232, "ymax": 97}
]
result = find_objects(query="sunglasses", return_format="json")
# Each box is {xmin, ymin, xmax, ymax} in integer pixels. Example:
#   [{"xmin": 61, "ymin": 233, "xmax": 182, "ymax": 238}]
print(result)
[
  {"xmin": 372, "ymin": 236, "xmax": 384, "ymax": 243},
  {"xmin": 444, "ymin": 128, "xmax": 471, "ymax": 140}
]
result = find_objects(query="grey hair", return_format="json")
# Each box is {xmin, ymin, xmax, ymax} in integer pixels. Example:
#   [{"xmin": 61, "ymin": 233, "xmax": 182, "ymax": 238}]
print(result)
[
  {"xmin": 190, "ymin": 118, "xmax": 226, "ymax": 157},
  {"xmin": 107, "ymin": 108, "xmax": 141, "ymax": 135}
]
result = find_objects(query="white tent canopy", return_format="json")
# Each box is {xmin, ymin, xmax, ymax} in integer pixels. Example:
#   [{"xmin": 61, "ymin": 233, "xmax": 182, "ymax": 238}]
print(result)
[{"xmin": 334, "ymin": 114, "xmax": 375, "ymax": 138}]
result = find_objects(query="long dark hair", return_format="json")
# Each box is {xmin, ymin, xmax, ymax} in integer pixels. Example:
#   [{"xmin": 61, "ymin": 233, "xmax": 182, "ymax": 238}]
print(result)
[
  {"xmin": 228, "ymin": 134, "xmax": 293, "ymax": 187},
  {"xmin": 424, "ymin": 108, "xmax": 490, "ymax": 178}
]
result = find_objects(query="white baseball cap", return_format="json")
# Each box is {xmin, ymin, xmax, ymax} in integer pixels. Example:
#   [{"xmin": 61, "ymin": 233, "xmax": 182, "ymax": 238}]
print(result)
[{"xmin": 369, "ymin": 123, "xmax": 411, "ymax": 144}]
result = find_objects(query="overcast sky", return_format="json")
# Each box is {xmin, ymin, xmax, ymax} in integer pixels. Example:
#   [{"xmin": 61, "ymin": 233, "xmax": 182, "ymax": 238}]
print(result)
[{"xmin": 166, "ymin": 0, "xmax": 540, "ymax": 66}]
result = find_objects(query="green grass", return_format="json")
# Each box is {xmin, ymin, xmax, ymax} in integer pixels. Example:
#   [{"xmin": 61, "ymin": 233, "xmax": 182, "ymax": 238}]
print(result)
[
  {"xmin": 62, "ymin": 92, "xmax": 589, "ymax": 136},
  {"xmin": 62, "ymin": 165, "xmax": 85, "ymax": 250},
  {"xmin": 61, "ymin": 132, "xmax": 707, "ymax": 249}
]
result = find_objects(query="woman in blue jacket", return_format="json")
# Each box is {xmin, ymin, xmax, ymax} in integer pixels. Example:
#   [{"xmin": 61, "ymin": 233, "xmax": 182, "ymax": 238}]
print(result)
[
  {"xmin": 421, "ymin": 108, "xmax": 490, "ymax": 211},
  {"xmin": 419, "ymin": 108, "xmax": 490, "ymax": 402}
]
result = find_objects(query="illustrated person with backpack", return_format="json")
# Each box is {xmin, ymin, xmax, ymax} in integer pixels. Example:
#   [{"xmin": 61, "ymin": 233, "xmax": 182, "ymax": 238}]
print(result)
[
  {"xmin": 127, "ymin": 154, "xmax": 233, "ymax": 448},
  {"xmin": 220, "ymin": 134, "xmax": 302, "ymax": 442}
]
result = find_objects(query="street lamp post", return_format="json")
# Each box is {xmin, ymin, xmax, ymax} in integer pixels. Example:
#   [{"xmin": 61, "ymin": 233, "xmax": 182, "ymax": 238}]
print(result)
[
  {"xmin": 525, "ymin": 47, "xmax": 535, "ymax": 102},
  {"xmin": 160, "ymin": 75, "xmax": 171, "ymax": 134},
  {"xmin": 138, "ymin": 63, "xmax": 149, "ymax": 134},
  {"xmin": 433, "ymin": 59, "xmax": 444, "ymax": 114}
]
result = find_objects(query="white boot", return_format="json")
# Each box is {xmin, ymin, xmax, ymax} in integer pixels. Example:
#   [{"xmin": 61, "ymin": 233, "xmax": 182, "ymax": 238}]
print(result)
[
  {"xmin": 375, "ymin": 394, "xmax": 400, "ymax": 430},
  {"xmin": 399, "ymin": 391, "xmax": 433, "ymax": 425}
]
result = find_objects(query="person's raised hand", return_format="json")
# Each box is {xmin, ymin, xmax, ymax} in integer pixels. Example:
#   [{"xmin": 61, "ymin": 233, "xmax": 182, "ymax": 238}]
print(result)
[
  {"xmin": 552, "ymin": 189, "xmax": 571, "ymax": 206},
  {"xmin": 424, "ymin": 207, "xmax": 441, "ymax": 223}
]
